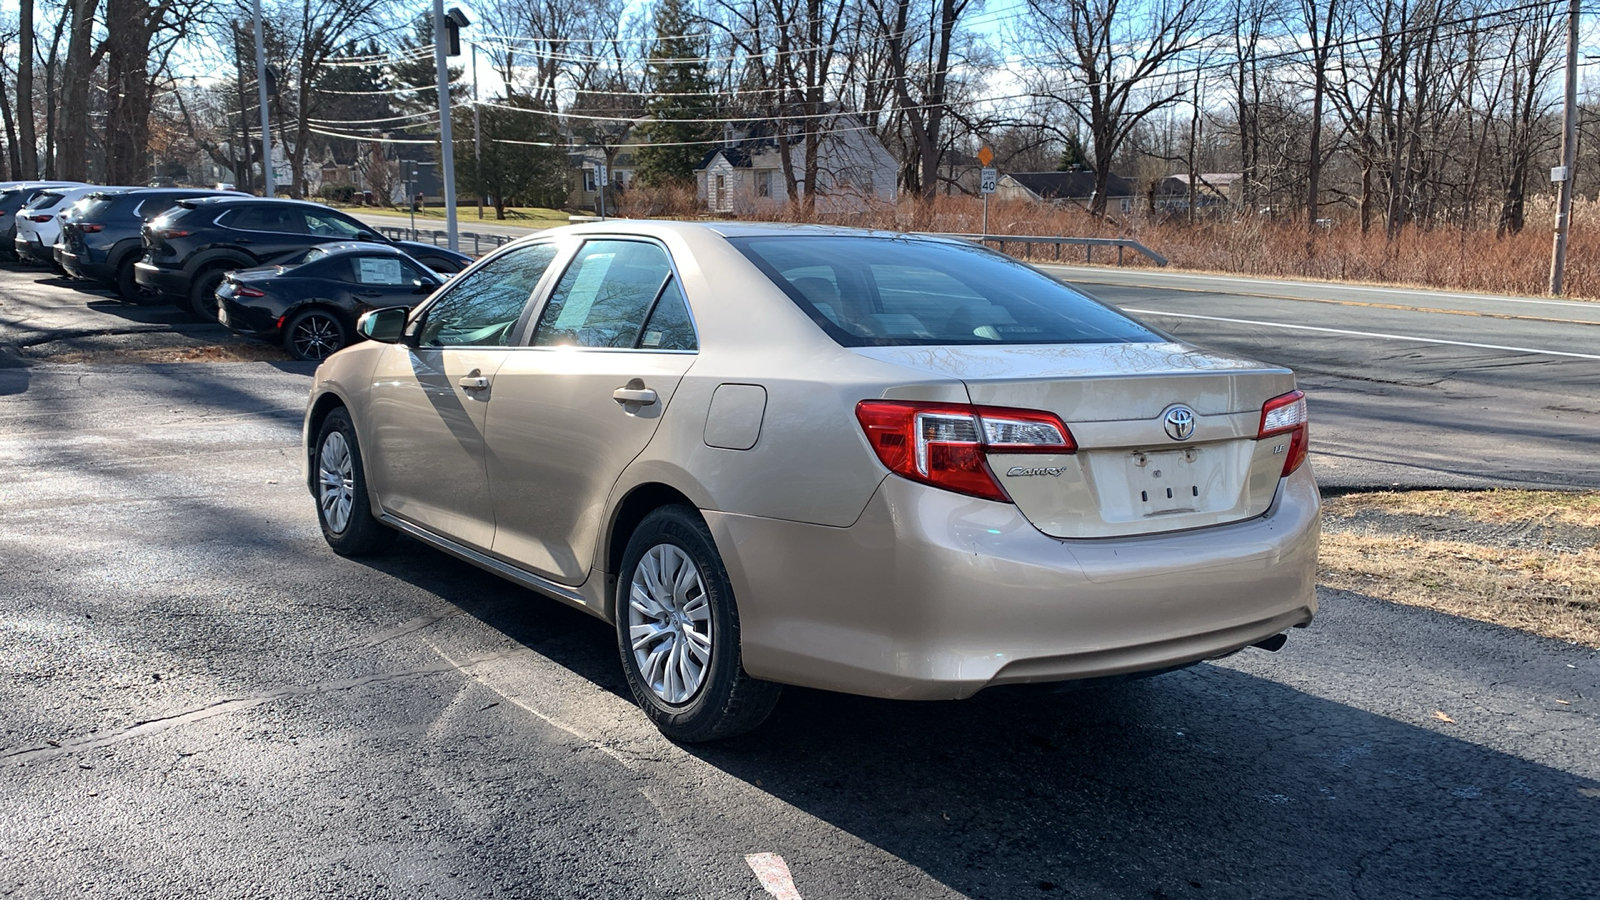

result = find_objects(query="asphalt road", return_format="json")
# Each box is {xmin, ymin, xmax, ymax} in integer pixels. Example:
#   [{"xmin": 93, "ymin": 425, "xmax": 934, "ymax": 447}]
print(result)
[{"xmin": 0, "ymin": 357, "xmax": 1596, "ymax": 899}]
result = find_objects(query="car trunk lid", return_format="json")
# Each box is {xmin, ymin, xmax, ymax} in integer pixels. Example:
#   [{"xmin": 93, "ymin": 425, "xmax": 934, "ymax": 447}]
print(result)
[{"xmin": 855, "ymin": 342, "xmax": 1299, "ymax": 538}]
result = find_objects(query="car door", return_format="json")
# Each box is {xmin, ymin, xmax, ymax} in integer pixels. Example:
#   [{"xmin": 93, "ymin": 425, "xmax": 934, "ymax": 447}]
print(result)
[
  {"xmin": 361, "ymin": 242, "xmax": 562, "ymax": 551},
  {"xmin": 484, "ymin": 238, "xmax": 699, "ymax": 585}
]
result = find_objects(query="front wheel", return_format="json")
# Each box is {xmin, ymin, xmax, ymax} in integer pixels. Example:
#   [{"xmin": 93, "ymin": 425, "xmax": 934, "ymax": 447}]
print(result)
[
  {"xmin": 617, "ymin": 505, "xmax": 781, "ymax": 742},
  {"xmin": 313, "ymin": 407, "xmax": 395, "ymax": 557},
  {"xmin": 285, "ymin": 309, "xmax": 349, "ymax": 361}
]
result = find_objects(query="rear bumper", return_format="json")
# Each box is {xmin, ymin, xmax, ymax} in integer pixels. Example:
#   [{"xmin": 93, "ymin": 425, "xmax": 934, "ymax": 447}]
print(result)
[
  {"xmin": 709, "ymin": 465, "xmax": 1320, "ymax": 700},
  {"xmin": 134, "ymin": 261, "xmax": 189, "ymax": 297},
  {"xmin": 13, "ymin": 234, "xmax": 52, "ymax": 264},
  {"xmin": 60, "ymin": 246, "xmax": 113, "ymax": 282},
  {"xmin": 218, "ymin": 294, "xmax": 282, "ymax": 338}
]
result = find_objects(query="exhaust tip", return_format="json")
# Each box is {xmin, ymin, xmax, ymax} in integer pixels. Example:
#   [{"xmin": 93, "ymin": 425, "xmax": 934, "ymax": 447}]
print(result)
[{"xmin": 1252, "ymin": 633, "xmax": 1289, "ymax": 653}]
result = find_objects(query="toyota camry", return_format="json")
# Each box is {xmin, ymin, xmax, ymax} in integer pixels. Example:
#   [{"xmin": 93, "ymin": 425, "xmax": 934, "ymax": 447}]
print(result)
[{"xmin": 301, "ymin": 222, "xmax": 1320, "ymax": 741}]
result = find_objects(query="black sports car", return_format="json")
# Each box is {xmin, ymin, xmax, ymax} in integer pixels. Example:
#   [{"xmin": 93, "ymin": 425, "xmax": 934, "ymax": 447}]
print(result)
[{"xmin": 217, "ymin": 242, "xmax": 446, "ymax": 360}]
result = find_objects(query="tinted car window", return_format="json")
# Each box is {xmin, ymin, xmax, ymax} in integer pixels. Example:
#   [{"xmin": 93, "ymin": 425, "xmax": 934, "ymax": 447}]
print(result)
[
  {"xmin": 638, "ymin": 277, "xmax": 697, "ymax": 351},
  {"xmin": 229, "ymin": 206, "xmax": 306, "ymax": 233},
  {"xmin": 733, "ymin": 237, "xmax": 1161, "ymax": 347},
  {"xmin": 532, "ymin": 240, "xmax": 673, "ymax": 349},
  {"xmin": 417, "ymin": 244, "xmax": 559, "ymax": 348},
  {"xmin": 25, "ymin": 192, "xmax": 65, "ymax": 211},
  {"xmin": 301, "ymin": 209, "xmax": 369, "ymax": 239}
]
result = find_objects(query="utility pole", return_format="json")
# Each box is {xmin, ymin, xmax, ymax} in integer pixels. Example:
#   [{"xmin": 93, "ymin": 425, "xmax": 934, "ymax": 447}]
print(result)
[
  {"xmin": 251, "ymin": 0, "xmax": 273, "ymax": 197},
  {"xmin": 471, "ymin": 41, "xmax": 482, "ymax": 220},
  {"xmin": 433, "ymin": 1, "xmax": 463, "ymax": 252},
  {"xmin": 1550, "ymin": 0, "xmax": 1579, "ymax": 295}
]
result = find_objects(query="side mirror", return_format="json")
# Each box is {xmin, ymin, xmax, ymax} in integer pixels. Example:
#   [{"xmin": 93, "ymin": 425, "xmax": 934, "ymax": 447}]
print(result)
[{"xmin": 356, "ymin": 306, "xmax": 410, "ymax": 344}]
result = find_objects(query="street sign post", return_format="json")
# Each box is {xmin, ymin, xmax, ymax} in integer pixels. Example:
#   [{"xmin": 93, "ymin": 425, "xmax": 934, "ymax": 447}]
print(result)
[
  {"xmin": 597, "ymin": 163, "xmax": 609, "ymax": 219},
  {"xmin": 977, "ymin": 147, "xmax": 996, "ymax": 235}
]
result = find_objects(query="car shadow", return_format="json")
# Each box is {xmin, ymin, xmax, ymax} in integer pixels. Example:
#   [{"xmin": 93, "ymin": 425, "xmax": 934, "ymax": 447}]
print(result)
[{"xmin": 359, "ymin": 539, "xmax": 1599, "ymax": 899}]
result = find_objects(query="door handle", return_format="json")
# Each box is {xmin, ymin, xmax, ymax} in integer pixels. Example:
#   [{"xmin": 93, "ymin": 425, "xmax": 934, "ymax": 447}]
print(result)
[
  {"xmin": 459, "ymin": 375, "xmax": 490, "ymax": 390},
  {"xmin": 613, "ymin": 386, "xmax": 658, "ymax": 405},
  {"xmin": 359, "ymin": 290, "xmax": 382, "ymax": 297},
  {"xmin": 234, "ymin": 237, "xmax": 253, "ymax": 244}
]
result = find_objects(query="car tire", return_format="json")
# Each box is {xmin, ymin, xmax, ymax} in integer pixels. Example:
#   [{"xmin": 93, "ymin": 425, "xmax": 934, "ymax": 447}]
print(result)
[
  {"xmin": 285, "ymin": 309, "xmax": 349, "ymax": 361},
  {"xmin": 188, "ymin": 267, "xmax": 229, "ymax": 320},
  {"xmin": 313, "ymin": 407, "xmax": 395, "ymax": 557},
  {"xmin": 115, "ymin": 258, "xmax": 150, "ymax": 302},
  {"xmin": 616, "ymin": 505, "xmax": 781, "ymax": 742}
]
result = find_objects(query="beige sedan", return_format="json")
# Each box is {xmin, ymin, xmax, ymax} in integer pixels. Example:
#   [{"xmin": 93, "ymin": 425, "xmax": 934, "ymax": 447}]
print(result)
[{"xmin": 303, "ymin": 222, "xmax": 1319, "ymax": 741}]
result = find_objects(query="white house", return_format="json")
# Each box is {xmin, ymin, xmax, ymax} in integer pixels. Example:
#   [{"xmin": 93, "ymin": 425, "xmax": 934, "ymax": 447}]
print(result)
[{"xmin": 695, "ymin": 113, "xmax": 898, "ymax": 214}]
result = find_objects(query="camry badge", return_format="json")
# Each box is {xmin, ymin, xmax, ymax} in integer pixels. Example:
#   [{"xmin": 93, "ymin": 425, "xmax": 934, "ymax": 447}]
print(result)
[{"xmin": 1163, "ymin": 406, "xmax": 1196, "ymax": 441}]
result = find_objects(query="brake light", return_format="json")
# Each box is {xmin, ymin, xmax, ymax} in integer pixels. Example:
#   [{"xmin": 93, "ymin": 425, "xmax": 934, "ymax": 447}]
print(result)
[
  {"xmin": 1258, "ymin": 390, "xmax": 1309, "ymax": 476},
  {"xmin": 152, "ymin": 227, "xmax": 191, "ymax": 238},
  {"xmin": 234, "ymin": 284, "xmax": 266, "ymax": 297},
  {"xmin": 28, "ymin": 214, "xmax": 52, "ymax": 222},
  {"xmin": 855, "ymin": 400, "xmax": 1075, "ymax": 502},
  {"xmin": 79, "ymin": 224, "xmax": 104, "ymax": 233}
]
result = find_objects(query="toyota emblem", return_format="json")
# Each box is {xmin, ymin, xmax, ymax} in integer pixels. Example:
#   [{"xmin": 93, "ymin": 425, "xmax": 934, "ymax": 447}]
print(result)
[{"xmin": 1163, "ymin": 406, "xmax": 1196, "ymax": 441}]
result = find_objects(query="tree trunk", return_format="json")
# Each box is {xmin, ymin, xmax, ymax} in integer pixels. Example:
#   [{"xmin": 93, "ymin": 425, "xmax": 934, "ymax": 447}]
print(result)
[
  {"xmin": 0, "ymin": 60, "xmax": 20, "ymax": 179},
  {"xmin": 17, "ymin": 0, "xmax": 38, "ymax": 178},
  {"xmin": 104, "ymin": 0, "xmax": 159, "ymax": 185},
  {"xmin": 57, "ymin": 0, "xmax": 101, "ymax": 181}
]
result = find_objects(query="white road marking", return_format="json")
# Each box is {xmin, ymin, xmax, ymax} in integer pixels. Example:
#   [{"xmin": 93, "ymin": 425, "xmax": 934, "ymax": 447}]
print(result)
[
  {"xmin": 746, "ymin": 852, "xmax": 805, "ymax": 900},
  {"xmin": 1121, "ymin": 307, "xmax": 1600, "ymax": 362}
]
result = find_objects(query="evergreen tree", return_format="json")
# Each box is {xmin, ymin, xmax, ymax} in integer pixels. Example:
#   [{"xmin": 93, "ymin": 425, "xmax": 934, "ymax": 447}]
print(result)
[
  {"xmin": 634, "ymin": 0, "xmax": 720, "ymax": 187},
  {"xmin": 453, "ymin": 96, "xmax": 569, "ymax": 218}
]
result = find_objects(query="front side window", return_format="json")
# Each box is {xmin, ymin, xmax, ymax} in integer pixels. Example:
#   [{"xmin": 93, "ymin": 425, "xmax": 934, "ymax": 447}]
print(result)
[
  {"xmin": 301, "ymin": 209, "xmax": 368, "ymax": 239},
  {"xmin": 531, "ymin": 240, "xmax": 676, "ymax": 349},
  {"xmin": 416, "ymin": 243, "xmax": 559, "ymax": 348},
  {"xmin": 732, "ymin": 236, "xmax": 1161, "ymax": 347}
]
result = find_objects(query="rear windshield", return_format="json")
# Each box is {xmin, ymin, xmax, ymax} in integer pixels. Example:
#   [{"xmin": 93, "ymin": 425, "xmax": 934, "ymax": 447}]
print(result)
[
  {"xmin": 731, "ymin": 236, "xmax": 1159, "ymax": 347},
  {"xmin": 24, "ymin": 192, "xmax": 65, "ymax": 211},
  {"xmin": 81, "ymin": 197, "xmax": 121, "ymax": 218}
]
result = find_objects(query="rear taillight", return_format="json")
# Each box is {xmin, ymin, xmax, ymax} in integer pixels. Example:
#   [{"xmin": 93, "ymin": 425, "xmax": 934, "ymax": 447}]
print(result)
[
  {"xmin": 234, "ymin": 284, "xmax": 266, "ymax": 297},
  {"xmin": 1258, "ymin": 390, "xmax": 1309, "ymax": 476},
  {"xmin": 855, "ymin": 400, "xmax": 1076, "ymax": 502},
  {"xmin": 78, "ymin": 223, "xmax": 103, "ymax": 233},
  {"xmin": 28, "ymin": 214, "xmax": 52, "ymax": 223},
  {"xmin": 153, "ymin": 227, "xmax": 191, "ymax": 238}
]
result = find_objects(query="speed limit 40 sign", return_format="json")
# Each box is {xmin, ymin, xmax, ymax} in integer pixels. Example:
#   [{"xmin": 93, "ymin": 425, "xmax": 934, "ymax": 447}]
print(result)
[{"xmin": 980, "ymin": 167, "xmax": 998, "ymax": 194}]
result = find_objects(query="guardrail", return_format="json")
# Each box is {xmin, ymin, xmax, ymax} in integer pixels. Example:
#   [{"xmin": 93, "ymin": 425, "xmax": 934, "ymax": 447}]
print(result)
[
  {"xmin": 376, "ymin": 223, "xmax": 1165, "ymax": 268},
  {"xmin": 375, "ymin": 226, "xmax": 514, "ymax": 254},
  {"xmin": 934, "ymin": 233, "xmax": 1168, "ymax": 267}
]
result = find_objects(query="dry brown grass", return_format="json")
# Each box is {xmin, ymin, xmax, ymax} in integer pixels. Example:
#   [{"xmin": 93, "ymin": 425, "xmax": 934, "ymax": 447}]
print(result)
[
  {"xmin": 676, "ymin": 192, "xmax": 1600, "ymax": 299},
  {"xmin": 42, "ymin": 343, "xmax": 292, "ymax": 364},
  {"xmin": 1320, "ymin": 490, "xmax": 1600, "ymax": 646}
]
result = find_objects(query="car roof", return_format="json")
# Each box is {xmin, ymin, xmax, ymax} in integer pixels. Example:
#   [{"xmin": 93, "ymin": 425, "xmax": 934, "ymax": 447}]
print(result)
[
  {"xmin": 178, "ymin": 196, "xmax": 335, "ymax": 209},
  {"xmin": 532, "ymin": 219, "xmax": 956, "ymax": 243}
]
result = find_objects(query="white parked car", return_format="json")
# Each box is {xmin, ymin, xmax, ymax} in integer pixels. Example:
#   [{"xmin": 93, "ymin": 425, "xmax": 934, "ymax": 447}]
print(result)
[{"xmin": 13, "ymin": 185, "xmax": 131, "ymax": 268}]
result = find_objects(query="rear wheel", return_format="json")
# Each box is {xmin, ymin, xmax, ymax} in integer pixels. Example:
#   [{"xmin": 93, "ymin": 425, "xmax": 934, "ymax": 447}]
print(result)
[
  {"xmin": 313, "ymin": 407, "xmax": 395, "ymax": 557},
  {"xmin": 115, "ymin": 257, "xmax": 150, "ymax": 302},
  {"xmin": 617, "ymin": 505, "xmax": 781, "ymax": 742},
  {"xmin": 285, "ymin": 309, "xmax": 349, "ymax": 361},
  {"xmin": 188, "ymin": 268, "xmax": 229, "ymax": 320}
]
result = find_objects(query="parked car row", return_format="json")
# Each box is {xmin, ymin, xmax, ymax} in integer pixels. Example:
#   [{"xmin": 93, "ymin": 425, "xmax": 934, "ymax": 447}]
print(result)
[{"xmin": 3, "ymin": 182, "xmax": 473, "ymax": 359}]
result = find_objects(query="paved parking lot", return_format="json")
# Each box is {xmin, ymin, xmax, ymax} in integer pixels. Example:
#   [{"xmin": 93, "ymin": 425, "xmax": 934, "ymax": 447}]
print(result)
[{"xmin": 1, "ymin": 263, "xmax": 1597, "ymax": 898}]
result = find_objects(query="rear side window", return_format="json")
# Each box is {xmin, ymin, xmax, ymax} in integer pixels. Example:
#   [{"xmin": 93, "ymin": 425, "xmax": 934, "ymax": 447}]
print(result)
[
  {"xmin": 732, "ymin": 236, "xmax": 1160, "ymax": 347},
  {"xmin": 532, "ymin": 240, "xmax": 675, "ymax": 349},
  {"xmin": 417, "ymin": 243, "xmax": 559, "ymax": 347},
  {"xmin": 229, "ymin": 206, "xmax": 305, "ymax": 233}
]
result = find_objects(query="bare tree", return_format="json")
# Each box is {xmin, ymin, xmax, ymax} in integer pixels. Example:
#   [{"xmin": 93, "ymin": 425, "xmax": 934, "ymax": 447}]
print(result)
[{"xmin": 1022, "ymin": 0, "xmax": 1220, "ymax": 216}]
